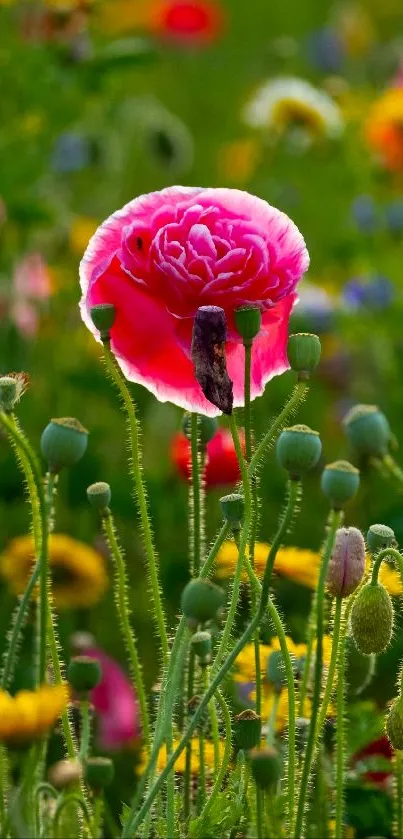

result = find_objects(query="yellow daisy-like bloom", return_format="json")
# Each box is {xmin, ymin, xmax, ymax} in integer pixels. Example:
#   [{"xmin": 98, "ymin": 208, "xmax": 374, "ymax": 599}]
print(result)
[
  {"xmin": 0, "ymin": 685, "xmax": 68, "ymax": 744},
  {"xmin": 256, "ymin": 688, "xmax": 312, "ymax": 731},
  {"xmin": 0, "ymin": 534, "xmax": 108, "ymax": 610},
  {"xmin": 234, "ymin": 636, "xmax": 308, "ymax": 684},
  {"xmin": 216, "ymin": 541, "xmax": 321, "ymax": 589},
  {"xmin": 140, "ymin": 739, "xmax": 226, "ymax": 775}
]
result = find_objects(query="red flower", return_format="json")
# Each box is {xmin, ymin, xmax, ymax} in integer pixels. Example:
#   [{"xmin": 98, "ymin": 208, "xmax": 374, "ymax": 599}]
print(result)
[
  {"xmin": 352, "ymin": 736, "xmax": 393, "ymax": 789},
  {"xmin": 171, "ymin": 427, "xmax": 244, "ymax": 487},
  {"xmin": 151, "ymin": 0, "xmax": 224, "ymax": 45}
]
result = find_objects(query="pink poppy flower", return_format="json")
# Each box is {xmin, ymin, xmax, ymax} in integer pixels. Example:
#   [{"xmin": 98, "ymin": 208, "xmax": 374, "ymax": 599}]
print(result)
[
  {"xmin": 80, "ymin": 187, "xmax": 309, "ymax": 416},
  {"xmin": 82, "ymin": 645, "xmax": 141, "ymax": 750}
]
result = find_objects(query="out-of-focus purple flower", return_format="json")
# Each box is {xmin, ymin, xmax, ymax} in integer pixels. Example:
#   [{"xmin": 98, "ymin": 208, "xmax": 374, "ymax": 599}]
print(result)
[
  {"xmin": 51, "ymin": 132, "xmax": 91, "ymax": 173},
  {"xmin": 351, "ymin": 195, "xmax": 377, "ymax": 233},
  {"xmin": 385, "ymin": 200, "xmax": 403, "ymax": 236},
  {"xmin": 306, "ymin": 27, "xmax": 344, "ymax": 74},
  {"xmin": 291, "ymin": 281, "xmax": 336, "ymax": 335},
  {"xmin": 73, "ymin": 638, "xmax": 141, "ymax": 750},
  {"xmin": 343, "ymin": 274, "xmax": 394, "ymax": 311}
]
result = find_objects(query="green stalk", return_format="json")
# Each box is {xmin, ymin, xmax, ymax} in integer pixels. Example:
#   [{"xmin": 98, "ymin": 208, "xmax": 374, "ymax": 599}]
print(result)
[
  {"xmin": 102, "ymin": 344, "xmax": 168, "ymax": 666},
  {"xmin": 294, "ymin": 509, "xmax": 343, "ymax": 839},
  {"xmin": 249, "ymin": 382, "xmax": 309, "ymax": 476},
  {"xmin": 335, "ymin": 597, "xmax": 346, "ymax": 839},
  {"xmin": 197, "ymin": 726, "xmax": 206, "ymax": 812},
  {"xmin": 192, "ymin": 689, "xmax": 232, "ymax": 832},
  {"xmin": 298, "ymin": 592, "xmax": 317, "ymax": 715},
  {"xmin": 371, "ymin": 546, "xmax": 403, "ymax": 584},
  {"xmin": 201, "ymin": 667, "xmax": 220, "ymax": 772},
  {"xmin": 53, "ymin": 795, "xmax": 92, "ymax": 839},
  {"xmin": 184, "ymin": 649, "xmax": 195, "ymax": 821},
  {"xmin": 315, "ymin": 596, "xmax": 343, "ymax": 736},
  {"xmin": 79, "ymin": 700, "xmax": 91, "ymax": 762},
  {"xmin": 395, "ymin": 751, "xmax": 403, "ymax": 839},
  {"xmin": 190, "ymin": 413, "xmax": 203, "ymax": 575},
  {"xmin": 101, "ymin": 511, "xmax": 150, "ymax": 746},
  {"xmin": 122, "ymin": 480, "xmax": 300, "ymax": 837}
]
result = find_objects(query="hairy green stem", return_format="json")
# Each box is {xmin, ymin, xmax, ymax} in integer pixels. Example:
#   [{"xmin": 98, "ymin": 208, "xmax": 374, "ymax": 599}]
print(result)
[
  {"xmin": 249, "ymin": 382, "xmax": 309, "ymax": 476},
  {"xmin": 53, "ymin": 795, "xmax": 92, "ymax": 839},
  {"xmin": 294, "ymin": 508, "xmax": 343, "ymax": 839},
  {"xmin": 335, "ymin": 597, "xmax": 346, "ymax": 839},
  {"xmin": 316, "ymin": 596, "xmax": 343, "ymax": 736},
  {"xmin": 102, "ymin": 343, "xmax": 168, "ymax": 666},
  {"xmin": 79, "ymin": 700, "xmax": 91, "ymax": 762},
  {"xmin": 371, "ymin": 546, "xmax": 403, "ymax": 585},
  {"xmin": 201, "ymin": 666, "xmax": 220, "ymax": 771},
  {"xmin": 190, "ymin": 413, "xmax": 203, "ymax": 575},
  {"xmin": 184, "ymin": 649, "xmax": 195, "ymax": 822},
  {"xmin": 192, "ymin": 689, "xmax": 232, "ymax": 831},
  {"xmin": 298, "ymin": 592, "xmax": 317, "ymax": 716},
  {"xmin": 395, "ymin": 751, "xmax": 403, "ymax": 839},
  {"xmin": 102, "ymin": 511, "xmax": 150, "ymax": 746},
  {"xmin": 122, "ymin": 480, "xmax": 300, "ymax": 837}
]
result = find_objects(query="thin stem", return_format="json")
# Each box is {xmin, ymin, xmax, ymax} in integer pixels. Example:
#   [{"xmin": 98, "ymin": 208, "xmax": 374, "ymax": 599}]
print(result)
[
  {"xmin": 79, "ymin": 700, "xmax": 91, "ymax": 762},
  {"xmin": 193, "ymin": 689, "xmax": 232, "ymax": 831},
  {"xmin": 184, "ymin": 649, "xmax": 195, "ymax": 822},
  {"xmin": 102, "ymin": 343, "xmax": 168, "ymax": 666},
  {"xmin": 190, "ymin": 413, "xmax": 203, "ymax": 575},
  {"xmin": 335, "ymin": 597, "xmax": 346, "ymax": 839},
  {"xmin": 102, "ymin": 511, "xmax": 150, "ymax": 746},
  {"xmin": 39, "ymin": 472, "xmax": 57, "ymax": 683},
  {"xmin": 249, "ymin": 382, "xmax": 309, "ymax": 477},
  {"xmin": 1, "ymin": 564, "xmax": 41, "ymax": 690},
  {"xmin": 197, "ymin": 727, "xmax": 206, "ymax": 812},
  {"xmin": 298, "ymin": 592, "xmax": 317, "ymax": 716},
  {"xmin": 316, "ymin": 597, "xmax": 343, "ymax": 736},
  {"xmin": 371, "ymin": 546, "xmax": 403, "ymax": 585},
  {"xmin": 201, "ymin": 667, "xmax": 220, "ymax": 772},
  {"xmin": 395, "ymin": 751, "xmax": 403, "ymax": 839},
  {"xmin": 122, "ymin": 480, "xmax": 300, "ymax": 837},
  {"xmin": 266, "ymin": 692, "xmax": 280, "ymax": 747},
  {"xmin": 53, "ymin": 795, "xmax": 92, "ymax": 839},
  {"xmin": 294, "ymin": 509, "xmax": 343, "ymax": 839},
  {"xmin": 382, "ymin": 453, "xmax": 403, "ymax": 488}
]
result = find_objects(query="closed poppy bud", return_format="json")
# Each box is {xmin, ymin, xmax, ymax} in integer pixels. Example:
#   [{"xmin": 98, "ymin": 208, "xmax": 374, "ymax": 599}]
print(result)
[
  {"xmin": 87, "ymin": 482, "xmax": 111, "ymax": 514},
  {"xmin": 367, "ymin": 524, "xmax": 395, "ymax": 555},
  {"xmin": 0, "ymin": 373, "xmax": 29, "ymax": 413},
  {"xmin": 191, "ymin": 630, "xmax": 212, "ymax": 664},
  {"xmin": 327, "ymin": 527, "xmax": 366, "ymax": 598},
  {"xmin": 250, "ymin": 747, "xmax": 282, "ymax": 790},
  {"xmin": 41, "ymin": 418, "xmax": 88, "ymax": 473},
  {"xmin": 49, "ymin": 759, "xmax": 82, "ymax": 790},
  {"xmin": 321, "ymin": 460, "xmax": 360, "ymax": 508},
  {"xmin": 266, "ymin": 651, "xmax": 286, "ymax": 694},
  {"xmin": 90, "ymin": 304, "xmax": 116, "ymax": 341},
  {"xmin": 234, "ymin": 306, "xmax": 262, "ymax": 344},
  {"xmin": 234, "ymin": 710, "xmax": 262, "ymax": 750},
  {"xmin": 84, "ymin": 757, "xmax": 114, "ymax": 792},
  {"xmin": 287, "ymin": 333, "xmax": 321, "ymax": 378},
  {"xmin": 68, "ymin": 656, "xmax": 102, "ymax": 693},
  {"xmin": 351, "ymin": 582, "xmax": 393, "ymax": 655},
  {"xmin": 343, "ymin": 404, "xmax": 390, "ymax": 458},
  {"xmin": 182, "ymin": 413, "xmax": 218, "ymax": 445},
  {"xmin": 386, "ymin": 696, "xmax": 403, "ymax": 750},
  {"xmin": 220, "ymin": 493, "xmax": 244, "ymax": 530},
  {"xmin": 276, "ymin": 425, "xmax": 322, "ymax": 479},
  {"xmin": 181, "ymin": 578, "xmax": 226, "ymax": 626}
]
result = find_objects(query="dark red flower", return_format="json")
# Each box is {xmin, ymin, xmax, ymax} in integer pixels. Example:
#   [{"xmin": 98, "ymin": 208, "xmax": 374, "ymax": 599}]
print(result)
[
  {"xmin": 352, "ymin": 736, "xmax": 393, "ymax": 789},
  {"xmin": 151, "ymin": 0, "xmax": 224, "ymax": 45},
  {"xmin": 171, "ymin": 427, "xmax": 244, "ymax": 488}
]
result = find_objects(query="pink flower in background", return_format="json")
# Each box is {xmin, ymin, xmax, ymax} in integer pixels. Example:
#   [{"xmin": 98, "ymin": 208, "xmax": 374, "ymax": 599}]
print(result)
[
  {"xmin": 82, "ymin": 645, "xmax": 141, "ymax": 750},
  {"xmin": 80, "ymin": 187, "xmax": 309, "ymax": 416},
  {"xmin": 12, "ymin": 253, "xmax": 52, "ymax": 338}
]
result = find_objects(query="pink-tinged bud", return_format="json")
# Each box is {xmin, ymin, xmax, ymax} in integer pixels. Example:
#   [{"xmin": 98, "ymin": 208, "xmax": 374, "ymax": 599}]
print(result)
[{"xmin": 327, "ymin": 527, "xmax": 366, "ymax": 598}]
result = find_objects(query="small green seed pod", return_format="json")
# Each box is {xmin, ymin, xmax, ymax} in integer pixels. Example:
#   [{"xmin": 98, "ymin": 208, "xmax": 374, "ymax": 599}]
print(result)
[
  {"xmin": 181, "ymin": 578, "xmax": 226, "ymax": 625},
  {"xmin": 367, "ymin": 524, "xmax": 395, "ymax": 555},
  {"xmin": 250, "ymin": 747, "xmax": 282, "ymax": 790},
  {"xmin": 386, "ymin": 696, "xmax": 403, "ymax": 750},
  {"xmin": 90, "ymin": 304, "xmax": 116, "ymax": 340},
  {"xmin": 234, "ymin": 710, "xmax": 262, "ymax": 751},
  {"xmin": 321, "ymin": 460, "xmax": 360, "ymax": 508},
  {"xmin": 87, "ymin": 482, "xmax": 112, "ymax": 513},
  {"xmin": 266, "ymin": 650, "xmax": 286, "ymax": 694},
  {"xmin": 182, "ymin": 413, "xmax": 218, "ymax": 445},
  {"xmin": 67, "ymin": 656, "xmax": 102, "ymax": 693},
  {"xmin": 342, "ymin": 404, "xmax": 390, "ymax": 458},
  {"xmin": 287, "ymin": 333, "xmax": 321, "ymax": 378},
  {"xmin": 276, "ymin": 425, "xmax": 322, "ymax": 479},
  {"xmin": 191, "ymin": 631, "xmax": 212, "ymax": 664},
  {"xmin": 220, "ymin": 493, "xmax": 244, "ymax": 530},
  {"xmin": 84, "ymin": 757, "xmax": 115, "ymax": 792},
  {"xmin": 351, "ymin": 582, "xmax": 393, "ymax": 655},
  {"xmin": 41, "ymin": 418, "xmax": 88, "ymax": 473},
  {"xmin": 234, "ymin": 306, "xmax": 262, "ymax": 343}
]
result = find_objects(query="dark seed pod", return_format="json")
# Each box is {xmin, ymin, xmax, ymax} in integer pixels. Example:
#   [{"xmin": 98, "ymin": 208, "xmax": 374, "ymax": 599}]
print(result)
[{"xmin": 234, "ymin": 710, "xmax": 261, "ymax": 751}]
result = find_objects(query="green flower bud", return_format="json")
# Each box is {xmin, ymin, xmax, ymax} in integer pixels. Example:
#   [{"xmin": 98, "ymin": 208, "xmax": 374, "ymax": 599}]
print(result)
[
  {"xmin": 287, "ymin": 333, "xmax": 321, "ymax": 379},
  {"xmin": 351, "ymin": 583, "xmax": 394, "ymax": 655},
  {"xmin": 220, "ymin": 493, "xmax": 244, "ymax": 530},
  {"xmin": 343, "ymin": 404, "xmax": 390, "ymax": 458},
  {"xmin": 87, "ymin": 482, "xmax": 111, "ymax": 513},
  {"xmin": 67, "ymin": 656, "xmax": 102, "ymax": 693},
  {"xmin": 321, "ymin": 460, "xmax": 360, "ymax": 509},
  {"xmin": 345, "ymin": 638, "xmax": 375, "ymax": 697},
  {"xmin": 276, "ymin": 425, "xmax": 322, "ymax": 479},
  {"xmin": 266, "ymin": 651, "xmax": 286, "ymax": 694},
  {"xmin": 181, "ymin": 578, "xmax": 226, "ymax": 626},
  {"xmin": 182, "ymin": 413, "xmax": 218, "ymax": 445},
  {"xmin": 0, "ymin": 373, "xmax": 29, "ymax": 413},
  {"xmin": 90, "ymin": 304, "xmax": 116, "ymax": 340},
  {"xmin": 386, "ymin": 696, "xmax": 403, "ymax": 750},
  {"xmin": 250, "ymin": 747, "xmax": 282, "ymax": 790},
  {"xmin": 191, "ymin": 631, "xmax": 212, "ymax": 664},
  {"xmin": 234, "ymin": 306, "xmax": 262, "ymax": 344},
  {"xmin": 84, "ymin": 757, "xmax": 114, "ymax": 792},
  {"xmin": 41, "ymin": 418, "xmax": 88, "ymax": 473},
  {"xmin": 367, "ymin": 524, "xmax": 395, "ymax": 555},
  {"xmin": 234, "ymin": 710, "xmax": 262, "ymax": 751}
]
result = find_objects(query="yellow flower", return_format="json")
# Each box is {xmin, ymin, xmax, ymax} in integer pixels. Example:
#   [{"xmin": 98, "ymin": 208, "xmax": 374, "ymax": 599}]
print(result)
[
  {"xmin": 365, "ymin": 88, "xmax": 403, "ymax": 171},
  {"xmin": 234, "ymin": 637, "xmax": 308, "ymax": 684},
  {"xmin": 216, "ymin": 541, "xmax": 321, "ymax": 589},
  {"xmin": 258, "ymin": 688, "xmax": 312, "ymax": 730},
  {"xmin": 0, "ymin": 534, "xmax": 108, "ymax": 610},
  {"xmin": 0, "ymin": 685, "xmax": 68, "ymax": 744},
  {"xmin": 70, "ymin": 216, "xmax": 99, "ymax": 256},
  {"xmin": 95, "ymin": 0, "xmax": 150, "ymax": 34},
  {"xmin": 140, "ymin": 739, "xmax": 226, "ymax": 775},
  {"xmin": 218, "ymin": 139, "xmax": 261, "ymax": 184}
]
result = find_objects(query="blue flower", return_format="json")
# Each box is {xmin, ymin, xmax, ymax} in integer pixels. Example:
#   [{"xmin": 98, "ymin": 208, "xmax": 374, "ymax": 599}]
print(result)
[
  {"xmin": 343, "ymin": 274, "xmax": 394, "ymax": 310},
  {"xmin": 351, "ymin": 195, "xmax": 377, "ymax": 234},
  {"xmin": 306, "ymin": 27, "xmax": 344, "ymax": 74},
  {"xmin": 385, "ymin": 200, "xmax": 403, "ymax": 236},
  {"xmin": 51, "ymin": 132, "xmax": 91, "ymax": 174}
]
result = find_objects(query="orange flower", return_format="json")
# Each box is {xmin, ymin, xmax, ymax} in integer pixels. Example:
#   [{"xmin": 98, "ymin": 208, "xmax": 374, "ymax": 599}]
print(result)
[{"xmin": 366, "ymin": 88, "xmax": 403, "ymax": 171}]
